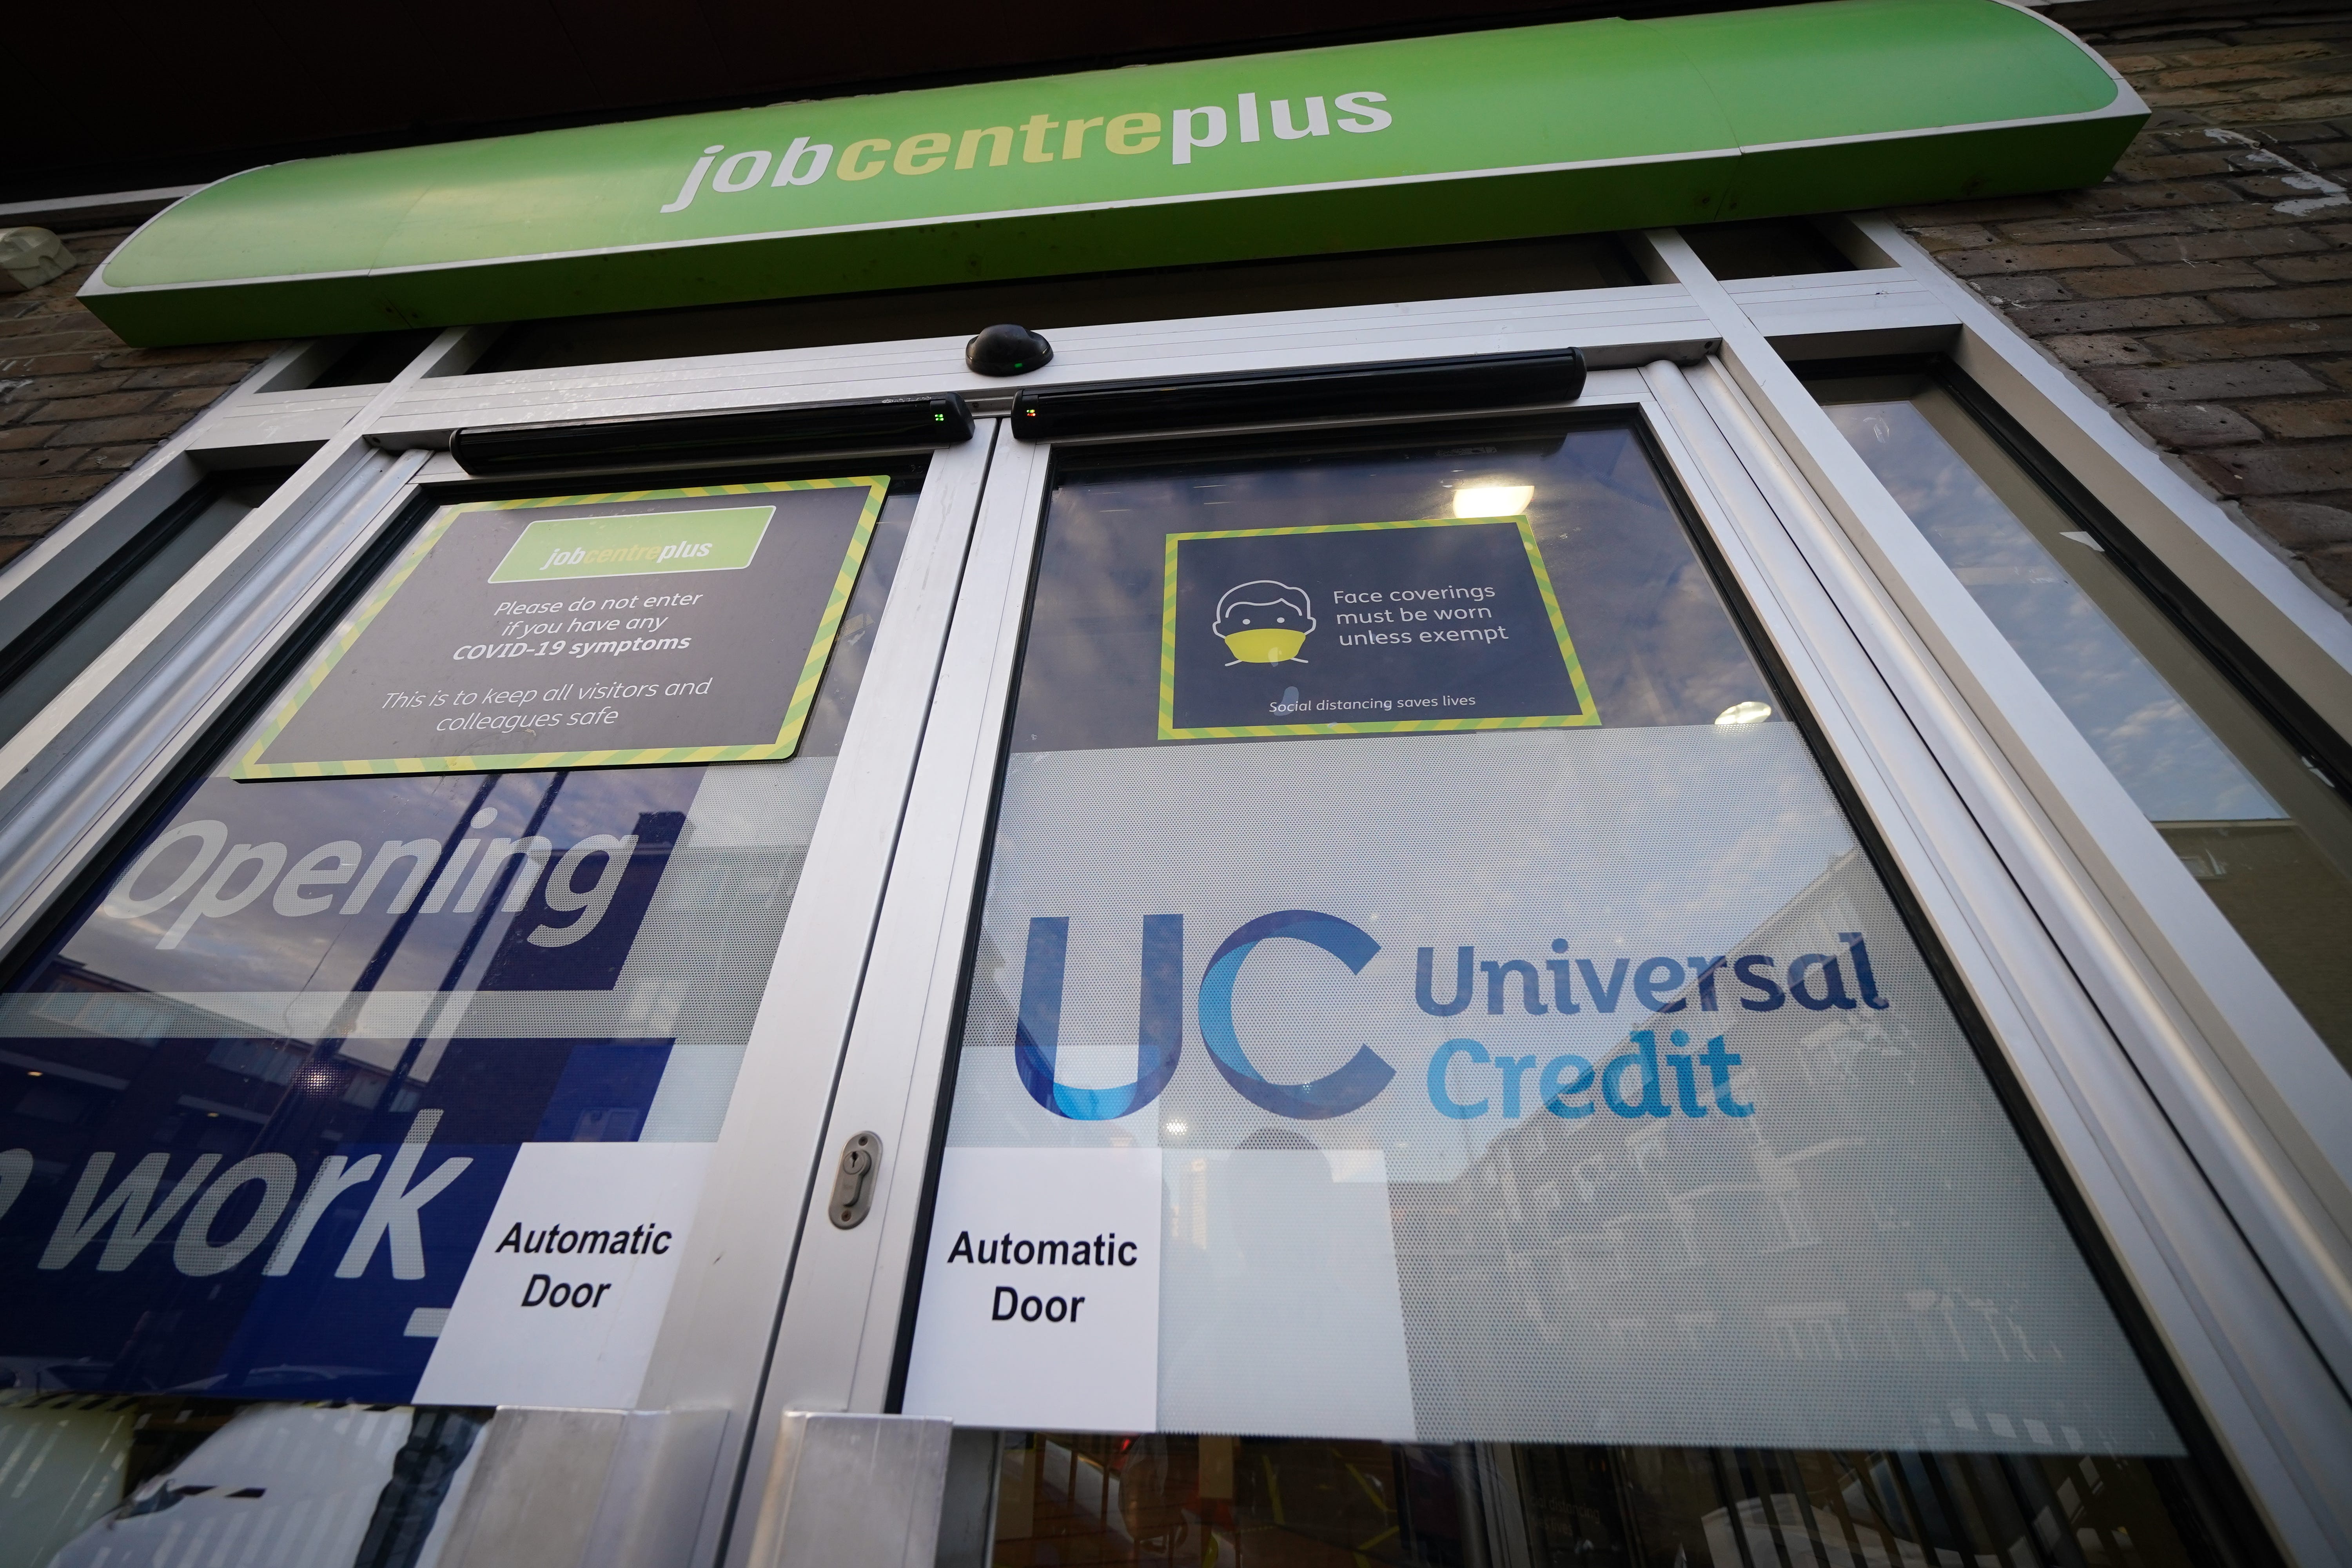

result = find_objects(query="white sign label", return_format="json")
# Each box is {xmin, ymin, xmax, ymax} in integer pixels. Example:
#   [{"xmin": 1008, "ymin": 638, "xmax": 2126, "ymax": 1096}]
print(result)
[
  {"xmin": 414, "ymin": 1141, "xmax": 710, "ymax": 1408},
  {"xmin": 902, "ymin": 1147, "xmax": 1161, "ymax": 1433}
]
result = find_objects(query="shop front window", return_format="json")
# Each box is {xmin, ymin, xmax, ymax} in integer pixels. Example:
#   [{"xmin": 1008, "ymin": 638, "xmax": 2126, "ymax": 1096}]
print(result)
[
  {"xmin": 0, "ymin": 470, "xmax": 293, "ymax": 751},
  {"xmin": 1810, "ymin": 369, "xmax": 2352, "ymax": 1073},
  {"xmin": 986, "ymin": 1432, "xmax": 2210, "ymax": 1567},
  {"xmin": 0, "ymin": 467, "xmax": 919, "ymax": 1557},
  {"xmin": 900, "ymin": 419, "xmax": 2249, "ymax": 1564}
]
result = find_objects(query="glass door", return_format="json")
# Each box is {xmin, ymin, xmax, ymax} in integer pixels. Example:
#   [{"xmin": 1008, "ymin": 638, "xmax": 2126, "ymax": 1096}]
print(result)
[
  {"xmin": 887, "ymin": 409, "xmax": 2260, "ymax": 1566},
  {"xmin": 0, "ymin": 448, "xmax": 973, "ymax": 1566}
]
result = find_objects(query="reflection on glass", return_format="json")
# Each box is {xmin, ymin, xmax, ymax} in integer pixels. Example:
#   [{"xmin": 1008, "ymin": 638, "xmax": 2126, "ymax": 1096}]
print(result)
[
  {"xmin": 0, "ymin": 470, "xmax": 291, "ymax": 751},
  {"xmin": 0, "ymin": 1393, "xmax": 484, "ymax": 1566},
  {"xmin": 904, "ymin": 423, "xmax": 2247, "ymax": 1559},
  {"xmin": 0, "ymin": 472, "xmax": 918, "ymax": 1557},
  {"xmin": 989, "ymin": 1432, "xmax": 2212, "ymax": 1567},
  {"xmin": 1815, "ymin": 374, "xmax": 2352, "ymax": 1071}
]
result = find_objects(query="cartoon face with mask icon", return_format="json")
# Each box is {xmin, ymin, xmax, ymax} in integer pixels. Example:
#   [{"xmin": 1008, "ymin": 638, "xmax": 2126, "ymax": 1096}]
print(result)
[{"xmin": 1214, "ymin": 580, "xmax": 1316, "ymax": 665}]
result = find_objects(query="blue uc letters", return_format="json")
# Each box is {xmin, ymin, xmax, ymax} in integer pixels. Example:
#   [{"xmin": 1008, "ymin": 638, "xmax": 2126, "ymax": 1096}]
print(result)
[{"xmin": 1014, "ymin": 909, "xmax": 1395, "ymax": 1122}]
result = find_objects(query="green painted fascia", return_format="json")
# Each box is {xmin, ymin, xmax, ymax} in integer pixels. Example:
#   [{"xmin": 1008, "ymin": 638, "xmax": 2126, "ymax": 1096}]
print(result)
[{"xmin": 83, "ymin": 0, "xmax": 2142, "ymax": 347}]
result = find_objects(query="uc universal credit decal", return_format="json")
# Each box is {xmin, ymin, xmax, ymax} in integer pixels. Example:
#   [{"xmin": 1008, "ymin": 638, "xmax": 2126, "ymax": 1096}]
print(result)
[{"xmin": 905, "ymin": 728, "xmax": 2183, "ymax": 1457}]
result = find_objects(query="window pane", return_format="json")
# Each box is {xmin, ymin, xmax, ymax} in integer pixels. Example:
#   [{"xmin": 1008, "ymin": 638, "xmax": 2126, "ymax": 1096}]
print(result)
[
  {"xmin": 0, "ymin": 469, "xmax": 918, "ymax": 1557},
  {"xmin": 1680, "ymin": 218, "xmax": 1856, "ymax": 281},
  {"xmin": 4, "ymin": 1394, "xmax": 486, "ymax": 1567},
  {"xmin": 309, "ymin": 329, "xmax": 439, "ymax": 388},
  {"xmin": 903, "ymin": 421, "xmax": 2239, "ymax": 1558},
  {"xmin": 985, "ymin": 1432, "xmax": 2223, "ymax": 1567},
  {"xmin": 1813, "ymin": 372, "xmax": 2352, "ymax": 1072},
  {"xmin": 0, "ymin": 470, "xmax": 290, "ymax": 750}
]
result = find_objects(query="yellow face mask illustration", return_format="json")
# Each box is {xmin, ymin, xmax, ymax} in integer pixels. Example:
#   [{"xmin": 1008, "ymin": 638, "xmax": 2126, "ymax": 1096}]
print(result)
[{"xmin": 1214, "ymin": 580, "xmax": 1315, "ymax": 665}]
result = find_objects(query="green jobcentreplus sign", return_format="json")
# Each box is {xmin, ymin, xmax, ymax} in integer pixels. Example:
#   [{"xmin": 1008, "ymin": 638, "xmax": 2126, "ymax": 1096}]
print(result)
[{"xmin": 82, "ymin": 0, "xmax": 2143, "ymax": 345}]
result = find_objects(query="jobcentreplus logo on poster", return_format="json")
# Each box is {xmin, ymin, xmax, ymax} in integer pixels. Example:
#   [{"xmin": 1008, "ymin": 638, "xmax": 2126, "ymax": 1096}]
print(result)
[{"xmin": 657, "ymin": 87, "xmax": 1394, "ymax": 213}]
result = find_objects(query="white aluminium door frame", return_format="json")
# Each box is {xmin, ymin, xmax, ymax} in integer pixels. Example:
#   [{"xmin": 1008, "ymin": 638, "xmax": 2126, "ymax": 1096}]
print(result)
[
  {"xmin": 740, "ymin": 273, "xmax": 2352, "ymax": 1565},
  {"xmin": 638, "ymin": 426, "xmax": 1005, "ymax": 1568},
  {"xmin": 1642, "ymin": 230, "xmax": 2352, "ymax": 1390},
  {"xmin": 0, "ymin": 325, "xmax": 1009, "ymax": 1568},
  {"xmin": 1641, "ymin": 229, "xmax": 2352, "ymax": 1554},
  {"xmin": 1648, "ymin": 355, "xmax": 2352, "ymax": 1564},
  {"xmin": 7, "ymin": 224, "xmax": 2352, "ymax": 1565}
]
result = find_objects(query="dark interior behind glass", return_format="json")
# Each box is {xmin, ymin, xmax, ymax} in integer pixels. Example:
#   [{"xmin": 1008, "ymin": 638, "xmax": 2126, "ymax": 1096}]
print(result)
[{"xmin": 1679, "ymin": 219, "xmax": 1857, "ymax": 281}]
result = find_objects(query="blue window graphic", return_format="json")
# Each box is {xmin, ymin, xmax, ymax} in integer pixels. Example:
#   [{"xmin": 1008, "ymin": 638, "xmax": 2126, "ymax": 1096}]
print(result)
[{"xmin": 1013, "ymin": 909, "xmax": 1395, "ymax": 1122}]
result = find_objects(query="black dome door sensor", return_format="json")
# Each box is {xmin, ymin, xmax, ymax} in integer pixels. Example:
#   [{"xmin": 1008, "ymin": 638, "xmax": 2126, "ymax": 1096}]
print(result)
[{"xmin": 966, "ymin": 323, "xmax": 1054, "ymax": 376}]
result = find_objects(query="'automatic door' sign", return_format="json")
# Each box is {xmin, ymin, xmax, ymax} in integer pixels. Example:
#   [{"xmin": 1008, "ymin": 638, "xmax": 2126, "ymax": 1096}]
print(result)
[
  {"xmin": 235, "ymin": 477, "xmax": 888, "ymax": 778},
  {"xmin": 1159, "ymin": 515, "xmax": 1597, "ymax": 740}
]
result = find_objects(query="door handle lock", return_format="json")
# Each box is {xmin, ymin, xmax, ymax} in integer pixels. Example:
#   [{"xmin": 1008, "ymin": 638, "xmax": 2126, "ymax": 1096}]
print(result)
[{"xmin": 829, "ymin": 1132, "xmax": 882, "ymax": 1229}]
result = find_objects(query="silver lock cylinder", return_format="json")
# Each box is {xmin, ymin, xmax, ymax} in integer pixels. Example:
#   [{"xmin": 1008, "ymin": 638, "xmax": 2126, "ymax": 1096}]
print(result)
[{"xmin": 829, "ymin": 1131, "xmax": 880, "ymax": 1228}]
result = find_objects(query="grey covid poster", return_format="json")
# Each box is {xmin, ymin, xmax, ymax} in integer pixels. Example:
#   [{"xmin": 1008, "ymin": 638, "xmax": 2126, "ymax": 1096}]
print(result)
[
  {"xmin": 904, "ymin": 726, "xmax": 2181, "ymax": 1457},
  {"xmin": 237, "ymin": 477, "xmax": 886, "ymax": 779}
]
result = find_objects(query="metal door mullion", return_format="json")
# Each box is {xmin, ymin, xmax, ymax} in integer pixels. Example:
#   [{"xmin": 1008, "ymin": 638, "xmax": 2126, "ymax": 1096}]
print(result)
[
  {"xmin": 583, "ymin": 427, "xmax": 1003, "ymax": 1568},
  {"xmin": 714, "ymin": 423, "xmax": 1042, "ymax": 1568},
  {"xmin": 0, "ymin": 445, "xmax": 422, "ymax": 959}
]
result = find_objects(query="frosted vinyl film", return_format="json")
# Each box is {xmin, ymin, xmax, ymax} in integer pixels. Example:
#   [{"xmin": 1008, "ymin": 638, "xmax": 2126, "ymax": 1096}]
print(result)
[
  {"xmin": 938, "ymin": 726, "xmax": 2180, "ymax": 1455},
  {"xmin": 1160, "ymin": 1149, "xmax": 1416, "ymax": 1440}
]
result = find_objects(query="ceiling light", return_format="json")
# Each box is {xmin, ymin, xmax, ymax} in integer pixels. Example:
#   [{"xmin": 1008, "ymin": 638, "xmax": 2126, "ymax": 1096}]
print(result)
[{"xmin": 1453, "ymin": 485, "xmax": 1534, "ymax": 518}]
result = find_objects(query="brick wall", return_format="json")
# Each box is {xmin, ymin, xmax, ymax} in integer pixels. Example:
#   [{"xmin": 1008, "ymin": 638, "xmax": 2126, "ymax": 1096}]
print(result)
[
  {"xmin": 0, "ymin": 224, "xmax": 277, "ymax": 568},
  {"xmin": 1895, "ymin": 3, "xmax": 2352, "ymax": 606}
]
